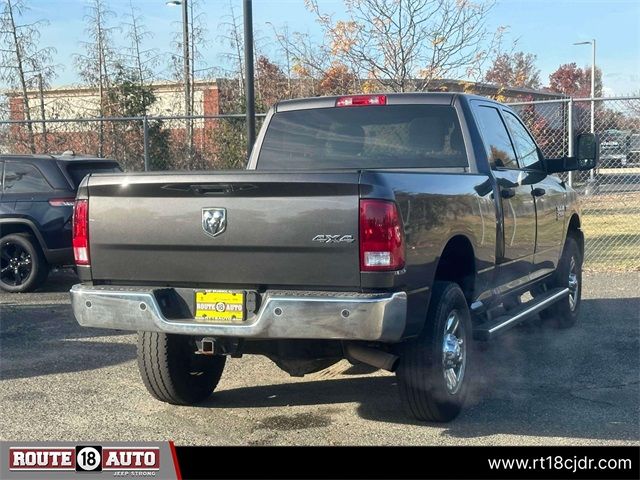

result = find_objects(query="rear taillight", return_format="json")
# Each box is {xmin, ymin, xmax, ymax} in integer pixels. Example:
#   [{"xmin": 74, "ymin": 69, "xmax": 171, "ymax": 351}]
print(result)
[
  {"xmin": 49, "ymin": 198, "xmax": 76, "ymax": 207},
  {"xmin": 336, "ymin": 95, "xmax": 387, "ymax": 107},
  {"xmin": 359, "ymin": 199, "xmax": 405, "ymax": 271},
  {"xmin": 72, "ymin": 199, "xmax": 89, "ymax": 265}
]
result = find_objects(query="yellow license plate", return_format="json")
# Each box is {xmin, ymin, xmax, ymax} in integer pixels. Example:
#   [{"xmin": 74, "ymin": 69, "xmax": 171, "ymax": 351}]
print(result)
[{"xmin": 194, "ymin": 290, "xmax": 245, "ymax": 322}]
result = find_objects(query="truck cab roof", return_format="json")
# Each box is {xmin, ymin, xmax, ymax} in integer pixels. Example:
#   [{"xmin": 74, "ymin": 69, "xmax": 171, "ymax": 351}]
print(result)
[
  {"xmin": 0, "ymin": 153, "xmax": 118, "ymax": 164},
  {"xmin": 274, "ymin": 92, "xmax": 495, "ymax": 112}
]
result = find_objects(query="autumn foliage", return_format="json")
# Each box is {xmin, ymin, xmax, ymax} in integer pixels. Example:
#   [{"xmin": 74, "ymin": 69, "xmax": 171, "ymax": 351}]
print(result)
[
  {"xmin": 484, "ymin": 52, "xmax": 541, "ymax": 90},
  {"xmin": 548, "ymin": 63, "xmax": 603, "ymax": 98}
]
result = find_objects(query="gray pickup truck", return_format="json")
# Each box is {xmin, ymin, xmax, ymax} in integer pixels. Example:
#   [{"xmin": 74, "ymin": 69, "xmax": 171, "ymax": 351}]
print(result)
[{"xmin": 70, "ymin": 93, "xmax": 598, "ymax": 422}]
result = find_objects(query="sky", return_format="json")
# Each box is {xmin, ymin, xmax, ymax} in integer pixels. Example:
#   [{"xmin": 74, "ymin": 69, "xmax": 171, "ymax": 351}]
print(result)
[{"xmin": 11, "ymin": 0, "xmax": 640, "ymax": 96}]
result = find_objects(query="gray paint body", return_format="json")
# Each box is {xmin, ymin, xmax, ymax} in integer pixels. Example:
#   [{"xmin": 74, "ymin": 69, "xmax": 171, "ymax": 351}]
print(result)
[{"xmin": 76, "ymin": 93, "xmax": 580, "ymax": 340}]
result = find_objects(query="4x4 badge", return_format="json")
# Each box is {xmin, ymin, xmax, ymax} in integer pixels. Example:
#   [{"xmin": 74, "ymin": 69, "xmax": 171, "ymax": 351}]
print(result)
[
  {"xmin": 312, "ymin": 234, "xmax": 355, "ymax": 243},
  {"xmin": 202, "ymin": 208, "xmax": 226, "ymax": 237}
]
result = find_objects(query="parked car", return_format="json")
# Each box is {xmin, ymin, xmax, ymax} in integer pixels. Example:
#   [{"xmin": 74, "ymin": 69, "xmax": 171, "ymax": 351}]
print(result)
[
  {"xmin": 599, "ymin": 129, "xmax": 630, "ymax": 167},
  {"xmin": 628, "ymin": 133, "xmax": 640, "ymax": 164},
  {"xmin": 70, "ymin": 93, "xmax": 597, "ymax": 422},
  {"xmin": 0, "ymin": 154, "xmax": 121, "ymax": 292}
]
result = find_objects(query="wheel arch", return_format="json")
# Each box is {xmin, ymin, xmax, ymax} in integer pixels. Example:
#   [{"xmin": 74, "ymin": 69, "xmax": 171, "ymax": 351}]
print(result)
[
  {"xmin": 0, "ymin": 219, "xmax": 47, "ymax": 253},
  {"xmin": 432, "ymin": 234, "xmax": 477, "ymax": 304},
  {"xmin": 566, "ymin": 213, "xmax": 584, "ymax": 255}
]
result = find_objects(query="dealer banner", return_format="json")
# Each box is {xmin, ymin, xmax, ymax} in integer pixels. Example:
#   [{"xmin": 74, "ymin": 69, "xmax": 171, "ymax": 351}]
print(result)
[{"xmin": 0, "ymin": 442, "xmax": 180, "ymax": 480}]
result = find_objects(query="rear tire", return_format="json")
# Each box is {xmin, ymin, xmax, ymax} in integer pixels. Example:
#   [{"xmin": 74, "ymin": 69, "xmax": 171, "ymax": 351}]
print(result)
[
  {"xmin": 539, "ymin": 235, "xmax": 582, "ymax": 328},
  {"xmin": 396, "ymin": 282, "xmax": 472, "ymax": 422},
  {"xmin": 0, "ymin": 233, "xmax": 49, "ymax": 293},
  {"xmin": 137, "ymin": 332, "xmax": 226, "ymax": 405}
]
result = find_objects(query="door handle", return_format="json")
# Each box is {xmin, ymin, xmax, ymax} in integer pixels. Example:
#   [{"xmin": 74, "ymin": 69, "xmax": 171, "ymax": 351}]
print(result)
[
  {"xmin": 532, "ymin": 187, "xmax": 546, "ymax": 197},
  {"xmin": 500, "ymin": 188, "xmax": 516, "ymax": 199}
]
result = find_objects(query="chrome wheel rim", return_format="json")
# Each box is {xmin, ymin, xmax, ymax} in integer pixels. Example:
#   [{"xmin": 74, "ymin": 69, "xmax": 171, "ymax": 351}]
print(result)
[
  {"xmin": 568, "ymin": 256, "xmax": 579, "ymax": 311},
  {"xmin": 0, "ymin": 242, "xmax": 32, "ymax": 287},
  {"xmin": 442, "ymin": 310, "xmax": 466, "ymax": 395}
]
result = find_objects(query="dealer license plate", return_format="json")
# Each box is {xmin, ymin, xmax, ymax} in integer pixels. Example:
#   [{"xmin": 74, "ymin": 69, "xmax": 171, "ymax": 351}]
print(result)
[{"xmin": 194, "ymin": 290, "xmax": 245, "ymax": 322}]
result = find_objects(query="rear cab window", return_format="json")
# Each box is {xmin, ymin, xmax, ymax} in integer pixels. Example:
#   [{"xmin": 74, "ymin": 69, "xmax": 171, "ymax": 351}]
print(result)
[
  {"xmin": 63, "ymin": 162, "xmax": 122, "ymax": 188},
  {"xmin": 257, "ymin": 105, "xmax": 468, "ymax": 170}
]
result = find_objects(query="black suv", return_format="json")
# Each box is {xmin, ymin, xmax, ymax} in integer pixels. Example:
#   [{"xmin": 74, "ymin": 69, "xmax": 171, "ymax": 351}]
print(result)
[{"xmin": 0, "ymin": 154, "xmax": 121, "ymax": 292}]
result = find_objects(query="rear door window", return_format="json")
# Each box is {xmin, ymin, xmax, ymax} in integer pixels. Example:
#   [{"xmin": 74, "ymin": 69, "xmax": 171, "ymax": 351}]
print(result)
[
  {"xmin": 503, "ymin": 111, "xmax": 542, "ymax": 169},
  {"xmin": 258, "ymin": 105, "xmax": 468, "ymax": 169},
  {"xmin": 3, "ymin": 162, "xmax": 53, "ymax": 193},
  {"xmin": 64, "ymin": 162, "xmax": 122, "ymax": 187}
]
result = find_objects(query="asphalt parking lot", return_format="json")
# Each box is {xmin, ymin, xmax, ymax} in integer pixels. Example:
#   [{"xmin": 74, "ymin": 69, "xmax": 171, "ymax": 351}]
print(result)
[{"xmin": 1, "ymin": 270, "xmax": 638, "ymax": 445}]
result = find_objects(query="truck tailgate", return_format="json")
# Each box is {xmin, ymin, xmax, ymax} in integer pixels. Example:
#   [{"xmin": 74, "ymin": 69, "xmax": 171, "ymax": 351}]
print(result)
[{"xmin": 86, "ymin": 171, "xmax": 361, "ymax": 288}]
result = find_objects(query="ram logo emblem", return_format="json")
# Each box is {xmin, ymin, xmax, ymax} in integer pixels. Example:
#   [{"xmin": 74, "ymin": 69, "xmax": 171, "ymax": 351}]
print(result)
[{"xmin": 202, "ymin": 208, "xmax": 226, "ymax": 238}]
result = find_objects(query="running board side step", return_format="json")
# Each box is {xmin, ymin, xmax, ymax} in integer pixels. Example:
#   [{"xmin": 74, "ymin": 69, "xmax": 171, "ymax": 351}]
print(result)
[{"xmin": 473, "ymin": 287, "xmax": 569, "ymax": 341}]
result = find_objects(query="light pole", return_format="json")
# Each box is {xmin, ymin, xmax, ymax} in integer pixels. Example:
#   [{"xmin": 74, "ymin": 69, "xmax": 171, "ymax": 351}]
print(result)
[
  {"xmin": 243, "ymin": 0, "xmax": 256, "ymax": 155},
  {"xmin": 36, "ymin": 73, "xmax": 47, "ymax": 152},
  {"xmin": 167, "ymin": 0, "xmax": 192, "ymax": 157},
  {"xmin": 573, "ymin": 39, "xmax": 596, "ymax": 181}
]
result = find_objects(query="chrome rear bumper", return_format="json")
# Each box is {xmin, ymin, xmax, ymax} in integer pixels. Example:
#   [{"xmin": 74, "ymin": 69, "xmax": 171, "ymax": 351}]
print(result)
[{"xmin": 70, "ymin": 284, "xmax": 407, "ymax": 342}]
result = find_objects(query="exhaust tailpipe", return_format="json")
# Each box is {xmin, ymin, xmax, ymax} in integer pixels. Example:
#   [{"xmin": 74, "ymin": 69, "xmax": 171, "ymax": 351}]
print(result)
[{"xmin": 345, "ymin": 344, "xmax": 399, "ymax": 372}]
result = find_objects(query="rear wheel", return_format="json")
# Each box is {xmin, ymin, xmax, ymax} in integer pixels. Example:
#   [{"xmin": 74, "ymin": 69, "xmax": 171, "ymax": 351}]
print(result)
[
  {"xmin": 539, "ymin": 235, "xmax": 582, "ymax": 328},
  {"xmin": 137, "ymin": 332, "xmax": 226, "ymax": 405},
  {"xmin": 0, "ymin": 234, "xmax": 49, "ymax": 293},
  {"xmin": 396, "ymin": 282, "xmax": 472, "ymax": 422}
]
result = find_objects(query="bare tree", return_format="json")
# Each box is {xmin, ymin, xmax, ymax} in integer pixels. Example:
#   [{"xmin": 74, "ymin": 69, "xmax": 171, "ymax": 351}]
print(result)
[
  {"xmin": 218, "ymin": 0, "xmax": 246, "ymax": 99},
  {"xmin": 74, "ymin": 0, "xmax": 120, "ymax": 156},
  {"xmin": 0, "ymin": 0, "xmax": 57, "ymax": 153},
  {"xmin": 123, "ymin": 0, "xmax": 159, "ymax": 106},
  {"xmin": 268, "ymin": 23, "xmax": 293, "ymax": 98},
  {"xmin": 189, "ymin": 0, "xmax": 211, "ymax": 111},
  {"xmin": 166, "ymin": 0, "xmax": 209, "ymax": 159},
  {"xmin": 270, "ymin": 26, "xmax": 335, "ymax": 97},
  {"xmin": 168, "ymin": 0, "xmax": 210, "ymax": 103},
  {"xmin": 305, "ymin": 0, "xmax": 499, "ymax": 92}
]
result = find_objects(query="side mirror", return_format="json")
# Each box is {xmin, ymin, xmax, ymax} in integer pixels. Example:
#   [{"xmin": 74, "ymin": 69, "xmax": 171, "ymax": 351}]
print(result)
[
  {"xmin": 544, "ymin": 133, "xmax": 599, "ymax": 174},
  {"xmin": 576, "ymin": 133, "xmax": 599, "ymax": 171}
]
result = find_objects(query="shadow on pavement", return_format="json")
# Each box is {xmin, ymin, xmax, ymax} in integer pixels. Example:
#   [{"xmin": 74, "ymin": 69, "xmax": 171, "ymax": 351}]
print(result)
[
  {"xmin": 0, "ymin": 303, "xmax": 135, "ymax": 381},
  {"xmin": 205, "ymin": 297, "xmax": 640, "ymax": 441},
  {"xmin": 1, "ymin": 291, "xmax": 638, "ymax": 441},
  {"xmin": 35, "ymin": 269, "xmax": 79, "ymax": 293},
  {"xmin": 0, "ymin": 269, "xmax": 78, "ymax": 305}
]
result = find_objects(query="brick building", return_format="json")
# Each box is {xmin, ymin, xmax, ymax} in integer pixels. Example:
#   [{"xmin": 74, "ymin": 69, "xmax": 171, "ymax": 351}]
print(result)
[{"xmin": 4, "ymin": 81, "xmax": 221, "ymax": 157}]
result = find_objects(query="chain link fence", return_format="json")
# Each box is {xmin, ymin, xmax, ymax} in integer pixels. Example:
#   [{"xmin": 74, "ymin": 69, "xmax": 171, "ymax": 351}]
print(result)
[
  {"xmin": 510, "ymin": 96, "xmax": 640, "ymax": 271},
  {"xmin": 1, "ymin": 97, "xmax": 638, "ymax": 271},
  {"xmin": 0, "ymin": 114, "xmax": 265, "ymax": 172}
]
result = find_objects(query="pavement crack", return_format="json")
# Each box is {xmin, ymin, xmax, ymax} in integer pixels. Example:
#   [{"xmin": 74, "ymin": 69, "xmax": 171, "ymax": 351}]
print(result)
[{"xmin": 568, "ymin": 392, "xmax": 616, "ymax": 407}]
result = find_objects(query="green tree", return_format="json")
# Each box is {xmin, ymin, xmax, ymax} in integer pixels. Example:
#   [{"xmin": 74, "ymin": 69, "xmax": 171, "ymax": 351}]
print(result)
[
  {"xmin": 210, "ymin": 85, "xmax": 247, "ymax": 170},
  {"xmin": 107, "ymin": 66, "xmax": 170, "ymax": 171},
  {"xmin": 214, "ymin": 117, "xmax": 247, "ymax": 170},
  {"xmin": 109, "ymin": 66, "xmax": 155, "ymax": 117}
]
